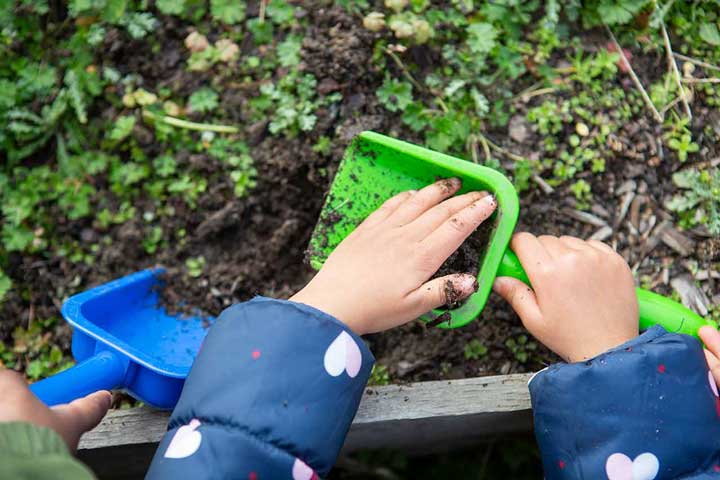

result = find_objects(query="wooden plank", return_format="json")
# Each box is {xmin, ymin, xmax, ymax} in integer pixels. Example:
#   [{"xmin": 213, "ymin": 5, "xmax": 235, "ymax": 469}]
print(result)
[{"xmin": 78, "ymin": 374, "xmax": 533, "ymax": 479}]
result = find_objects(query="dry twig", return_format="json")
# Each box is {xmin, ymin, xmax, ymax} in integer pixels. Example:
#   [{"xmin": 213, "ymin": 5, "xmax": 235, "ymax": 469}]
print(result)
[
  {"xmin": 605, "ymin": 26, "xmax": 663, "ymax": 124},
  {"xmin": 660, "ymin": 20, "xmax": 692, "ymax": 119},
  {"xmin": 673, "ymin": 53, "xmax": 720, "ymax": 72}
]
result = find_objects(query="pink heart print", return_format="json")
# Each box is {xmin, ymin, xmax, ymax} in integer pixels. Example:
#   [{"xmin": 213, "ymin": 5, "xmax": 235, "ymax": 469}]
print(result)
[
  {"xmin": 606, "ymin": 452, "xmax": 659, "ymax": 480},
  {"xmin": 323, "ymin": 331, "xmax": 361, "ymax": 378},
  {"xmin": 164, "ymin": 419, "xmax": 202, "ymax": 459},
  {"xmin": 292, "ymin": 458, "xmax": 318, "ymax": 480}
]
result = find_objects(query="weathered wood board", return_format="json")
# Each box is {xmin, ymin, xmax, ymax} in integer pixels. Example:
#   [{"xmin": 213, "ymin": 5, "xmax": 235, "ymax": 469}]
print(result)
[{"xmin": 78, "ymin": 373, "xmax": 534, "ymax": 479}]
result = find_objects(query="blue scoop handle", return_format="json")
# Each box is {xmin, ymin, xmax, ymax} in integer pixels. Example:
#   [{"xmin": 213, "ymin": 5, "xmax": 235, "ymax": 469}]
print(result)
[{"xmin": 30, "ymin": 350, "xmax": 127, "ymax": 407}]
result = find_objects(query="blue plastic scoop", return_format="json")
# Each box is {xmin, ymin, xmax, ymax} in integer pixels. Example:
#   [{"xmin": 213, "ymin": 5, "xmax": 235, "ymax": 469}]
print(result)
[{"xmin": 30, "ymin": 269, "xmax": 211, "ymax": 409}]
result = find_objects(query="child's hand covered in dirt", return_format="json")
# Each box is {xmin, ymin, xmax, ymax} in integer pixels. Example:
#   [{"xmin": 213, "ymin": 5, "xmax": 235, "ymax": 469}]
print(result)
[
  {"xmin": 493, "ymin": 233, "xmax": 639, "ymax": 363},
  {"xmin": 290, "ymin": 178, "xmax": 496, "ymax": 335},
  {"xmin": 0, "ymin": 370, "xmax": 111, "ymax": 451}
]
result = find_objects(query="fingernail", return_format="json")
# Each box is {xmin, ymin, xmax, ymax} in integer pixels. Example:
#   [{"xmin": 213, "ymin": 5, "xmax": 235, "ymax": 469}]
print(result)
[
  {"xmin": 459, "ymin": 275, "xmax": 478, "ymax": 294},
  {"xmin": 474, "ymin": 194, "xmax": 496, "ymax": 208},
  {"xmin": 473, "ymin": 190, "xmax": 490, "ymax": 199}
]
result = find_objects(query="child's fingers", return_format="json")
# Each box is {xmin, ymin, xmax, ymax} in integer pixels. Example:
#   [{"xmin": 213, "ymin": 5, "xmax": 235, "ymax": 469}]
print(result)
[
  {"xmin": 705, "ymin": 349, "xmax": 720, "ymax": 387},
  {"xmin": 407, "ymin": 191, "xmax": 488, "ymax": 239},
  {"xmin": 559, "ymin": 235, "xmax": 589, "ymax": 251},
  {"xmin": 510, "ymin": 233, "xmax": 552, "ymax": 282},
  {"xmin": 493, "ymin": 276, "xmax": 543, "ymax": 330},
  {"xmin": 538, "ymin": 235, "xmax": 572, "ymax": 259},
  {"xmin": 705, "ymin": 348, "xmax": 720, "ymax": 369},
  {"xmin": 361, "ymin": 190, "xmax": 416, "ymax": 228},
  {"xmin": 587, "ymin": 239, "xmax": 616, "ymax": 254},
  {"xmin": 388, "ymin": 178, "xmax": 462, "ymax": 225},
  {"xmin": 52, "ymin": 390, "xmax": 112, "ymax": 450},
  {"xmin": 406, "ymin": 273, "xmax": 478, "ymax": 317},
  {"xmin": 699, "ymin": 326, "xmax": 720, "ymax": 358},
  {"xmin": 421, "ymin": 195, "xmax": 496, "ymax": 263}
]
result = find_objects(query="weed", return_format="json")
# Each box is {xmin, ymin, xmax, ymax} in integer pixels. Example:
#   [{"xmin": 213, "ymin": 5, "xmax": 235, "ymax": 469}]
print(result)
[
  {"xmin": 251, "ymin": 72, "xmax": 341, "ymax": 137},
  {"xmin": 9, "ymin": 317, "xmax": 73, "ymax": 378},
  {"xmin": 313, "ymin": 136, "xmax": 332, "ymax": 157},
  {"xmin": 368, "ymin": 364, "xmax": 390, "ymax": 386},
  {"xmin": 665, "ymin": 117, "xmax": 700, "ymax": 162},
  {"xmin": 185, "ymin": 256, "xmax": 206, "ymax": 278},
  {"xmin": 188, "ymin": 88, "xmax": 220, "ymax": 114},
  {"xmin": 143, "ymin": 226, "xmax": 164, "ymax": 254},
  {"xmin": 377, "ymin": 76, "xmax": 413, "ymax": 113},
  {"xmin": 666, "ymin": 168, "xmax": 720, "ymax": 235},
  {"xmin": 0, "ymin": 270, "xmax": 10, "ymax": 303},
  {"xmin": 570, "ymin": 179, "xmax": 593, "ymax": 210},
  {"xmin": 210, "ymin": 0, "xmax": 246, "ymax": 25},
  {"xmin": 463, "ymin": 339, "xmax": 488, "ymax": 360},
  {"xmin": 505, "ymin": 334, "xmax": 538, "ymax": 364}
]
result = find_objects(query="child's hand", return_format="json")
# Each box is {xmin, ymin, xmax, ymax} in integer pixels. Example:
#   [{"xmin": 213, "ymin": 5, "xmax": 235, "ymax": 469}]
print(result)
[
  {"xmin": 291, "ymin": 178, "xmax": 496, "ymax": 335},
  {"xmin": 0, "ymin": 370, "xmax": 111, "ymax": 451},
  {"xmin": 493, "ymin": 233, "xmax": 639, "ymax": 363},
  {"xmin": 699, "ymin": 326, "xmax": 720, "ymax": 385}
]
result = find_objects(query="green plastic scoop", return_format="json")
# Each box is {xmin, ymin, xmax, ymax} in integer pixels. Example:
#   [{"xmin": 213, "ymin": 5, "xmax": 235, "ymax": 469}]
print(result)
[{"xmin": 308, "ymin": 131, "xmax": 716, "ymax": 336}]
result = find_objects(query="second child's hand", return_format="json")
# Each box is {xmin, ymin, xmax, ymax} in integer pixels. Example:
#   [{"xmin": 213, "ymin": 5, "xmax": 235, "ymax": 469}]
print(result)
[
  {"xmin": 291, "ymin": 178, "xmax": 497, "ymax": 335},
  {"xmin": 493, "ymin": 233, "xmax": 639, "ymax": 363}
]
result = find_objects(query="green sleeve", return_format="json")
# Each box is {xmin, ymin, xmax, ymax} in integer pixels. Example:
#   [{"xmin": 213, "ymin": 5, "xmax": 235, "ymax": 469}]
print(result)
[{"xmin": 0, "ymin": 422, "xmax": 95, "ymax": 480}]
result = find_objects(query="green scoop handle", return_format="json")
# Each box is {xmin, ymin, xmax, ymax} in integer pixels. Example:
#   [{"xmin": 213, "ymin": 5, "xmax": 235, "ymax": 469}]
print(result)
[{"xmin": 497, "ymin": 249, "xmax": 717, "ymax": 338}]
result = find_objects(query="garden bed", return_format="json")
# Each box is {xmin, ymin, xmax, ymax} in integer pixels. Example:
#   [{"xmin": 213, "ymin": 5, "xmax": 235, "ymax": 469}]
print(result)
[{"xmin": 2, "ymin": 1, "xmax": 719, "ymax": 477}]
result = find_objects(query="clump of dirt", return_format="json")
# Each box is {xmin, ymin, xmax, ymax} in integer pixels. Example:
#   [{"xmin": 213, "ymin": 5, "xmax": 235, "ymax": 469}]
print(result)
[
  {"xmin": 431, "ymin": 219, "xmax": 494, "ymax": 309},
  {"xmin": 434, "ymin": 220, "xmax": 494, "ymax": 280}
]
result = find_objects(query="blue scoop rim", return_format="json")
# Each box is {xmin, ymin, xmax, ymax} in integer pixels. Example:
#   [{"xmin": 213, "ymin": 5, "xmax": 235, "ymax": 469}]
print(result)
[{"xmin": 61, "ymin": 268, "xmax": 190, "ymax": 379}]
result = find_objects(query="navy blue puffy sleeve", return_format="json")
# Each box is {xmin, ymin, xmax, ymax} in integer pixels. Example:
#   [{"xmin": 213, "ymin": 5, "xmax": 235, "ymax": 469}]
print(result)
[
  {"xmin": 146, "ymin": 297, "xmax": 374, "ymax": 480},
  {"xmin": 530, "ymin": 325, "xmax": 720, "ymax": 479}
]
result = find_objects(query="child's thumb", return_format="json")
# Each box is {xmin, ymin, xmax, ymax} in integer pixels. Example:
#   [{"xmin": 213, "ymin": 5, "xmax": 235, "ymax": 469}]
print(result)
[
  {"xmin": 493, "ymin": 277, "xmax": 542, "ymax": 328},
  {"xmin": 52, "ymin": 390, "xmax": 112, "ymax": 450}
]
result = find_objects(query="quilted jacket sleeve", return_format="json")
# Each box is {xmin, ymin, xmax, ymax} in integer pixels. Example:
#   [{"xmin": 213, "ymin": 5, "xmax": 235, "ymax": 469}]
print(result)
[
  {"xmin": 530, "ymin": 325, "xmax": 720, "ymax": 480},
  {"xmin": 146, "ymin": 297, "xmax": 374, "ymax": 480}
]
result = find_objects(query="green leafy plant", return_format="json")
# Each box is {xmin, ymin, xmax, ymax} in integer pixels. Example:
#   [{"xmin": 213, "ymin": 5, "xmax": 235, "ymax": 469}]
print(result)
[
  {"xmin": 368, "ymin": 364, "xmax": 390, "ymax": 386},
  {"xmin": 463, "ymin": 339, "xmax": 488, "ymax": 360},
  {"xmin": 578, "ymin": 0, "xmax": 650, "ymax": 27},
  {"xmin": 505, "ymin": 334, "xmax": 537, "ymax": 364},
  {"xmin": 251, "ymin": 72, "xmax": 341, "ymax": 137},
  {"xmin": 142, "ymin": 226, "xmax": 163, "ymax": 254},
  {"xmin": 570, "ymin": 179, "xmax": 592, "ymax": 210},
  {"xmin": 210, "ymin": 0, "xmax": 246, "ymax": 24},
  {"xmin": 188, "ymin": 88, "xmax": 220, "ymax": 113},
  {"xmin": 666, "ymin": 168, "xmax": 720, "ymax": 235},
  {"xmin": 108, "ymin": 115, "xmax": 136, "ymax": 142},
  {"xmin": 376, "ymin": 76, "xmax": 413, "ymax": 113},
  {"xmin": 277, "ymin": 35, "xmax": 303, "ymax": 67},
  {"xmin": 0, "ymin": 269, "xmax": 11, "ymax": 303},
  {"xmin": 185, "ymin": 256, "xmax": 206, "ymax": 278},
  {"xmin": 466, "ymin": 22, "xmax": 496, "ymax": 55},
  {"xmin": 10, "ymin": 318, "xmax": 73, "ymax": 378}
]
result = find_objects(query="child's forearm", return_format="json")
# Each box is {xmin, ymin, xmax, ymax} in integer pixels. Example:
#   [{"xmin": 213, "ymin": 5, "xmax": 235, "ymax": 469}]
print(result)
[{"xmin": 146, "ymin": 297, "xmax": 374, "ymax": 480}]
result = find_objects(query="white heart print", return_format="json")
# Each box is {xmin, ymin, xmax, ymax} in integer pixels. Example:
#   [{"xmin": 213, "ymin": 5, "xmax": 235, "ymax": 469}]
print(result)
[
  {"xmin": 292, "ymin": 458, "xmax": 317, "ymax": 480},
  {"xmin": 606, "ymin": 452, "xmax": 659, "ymax": 480},
  {"xmin": 324, "ymin": 331, "xmax": 361, "ymax": 378},
  {"xmin": 164, "ymin": 419, "xmax": 202, "ymax": 459}
]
